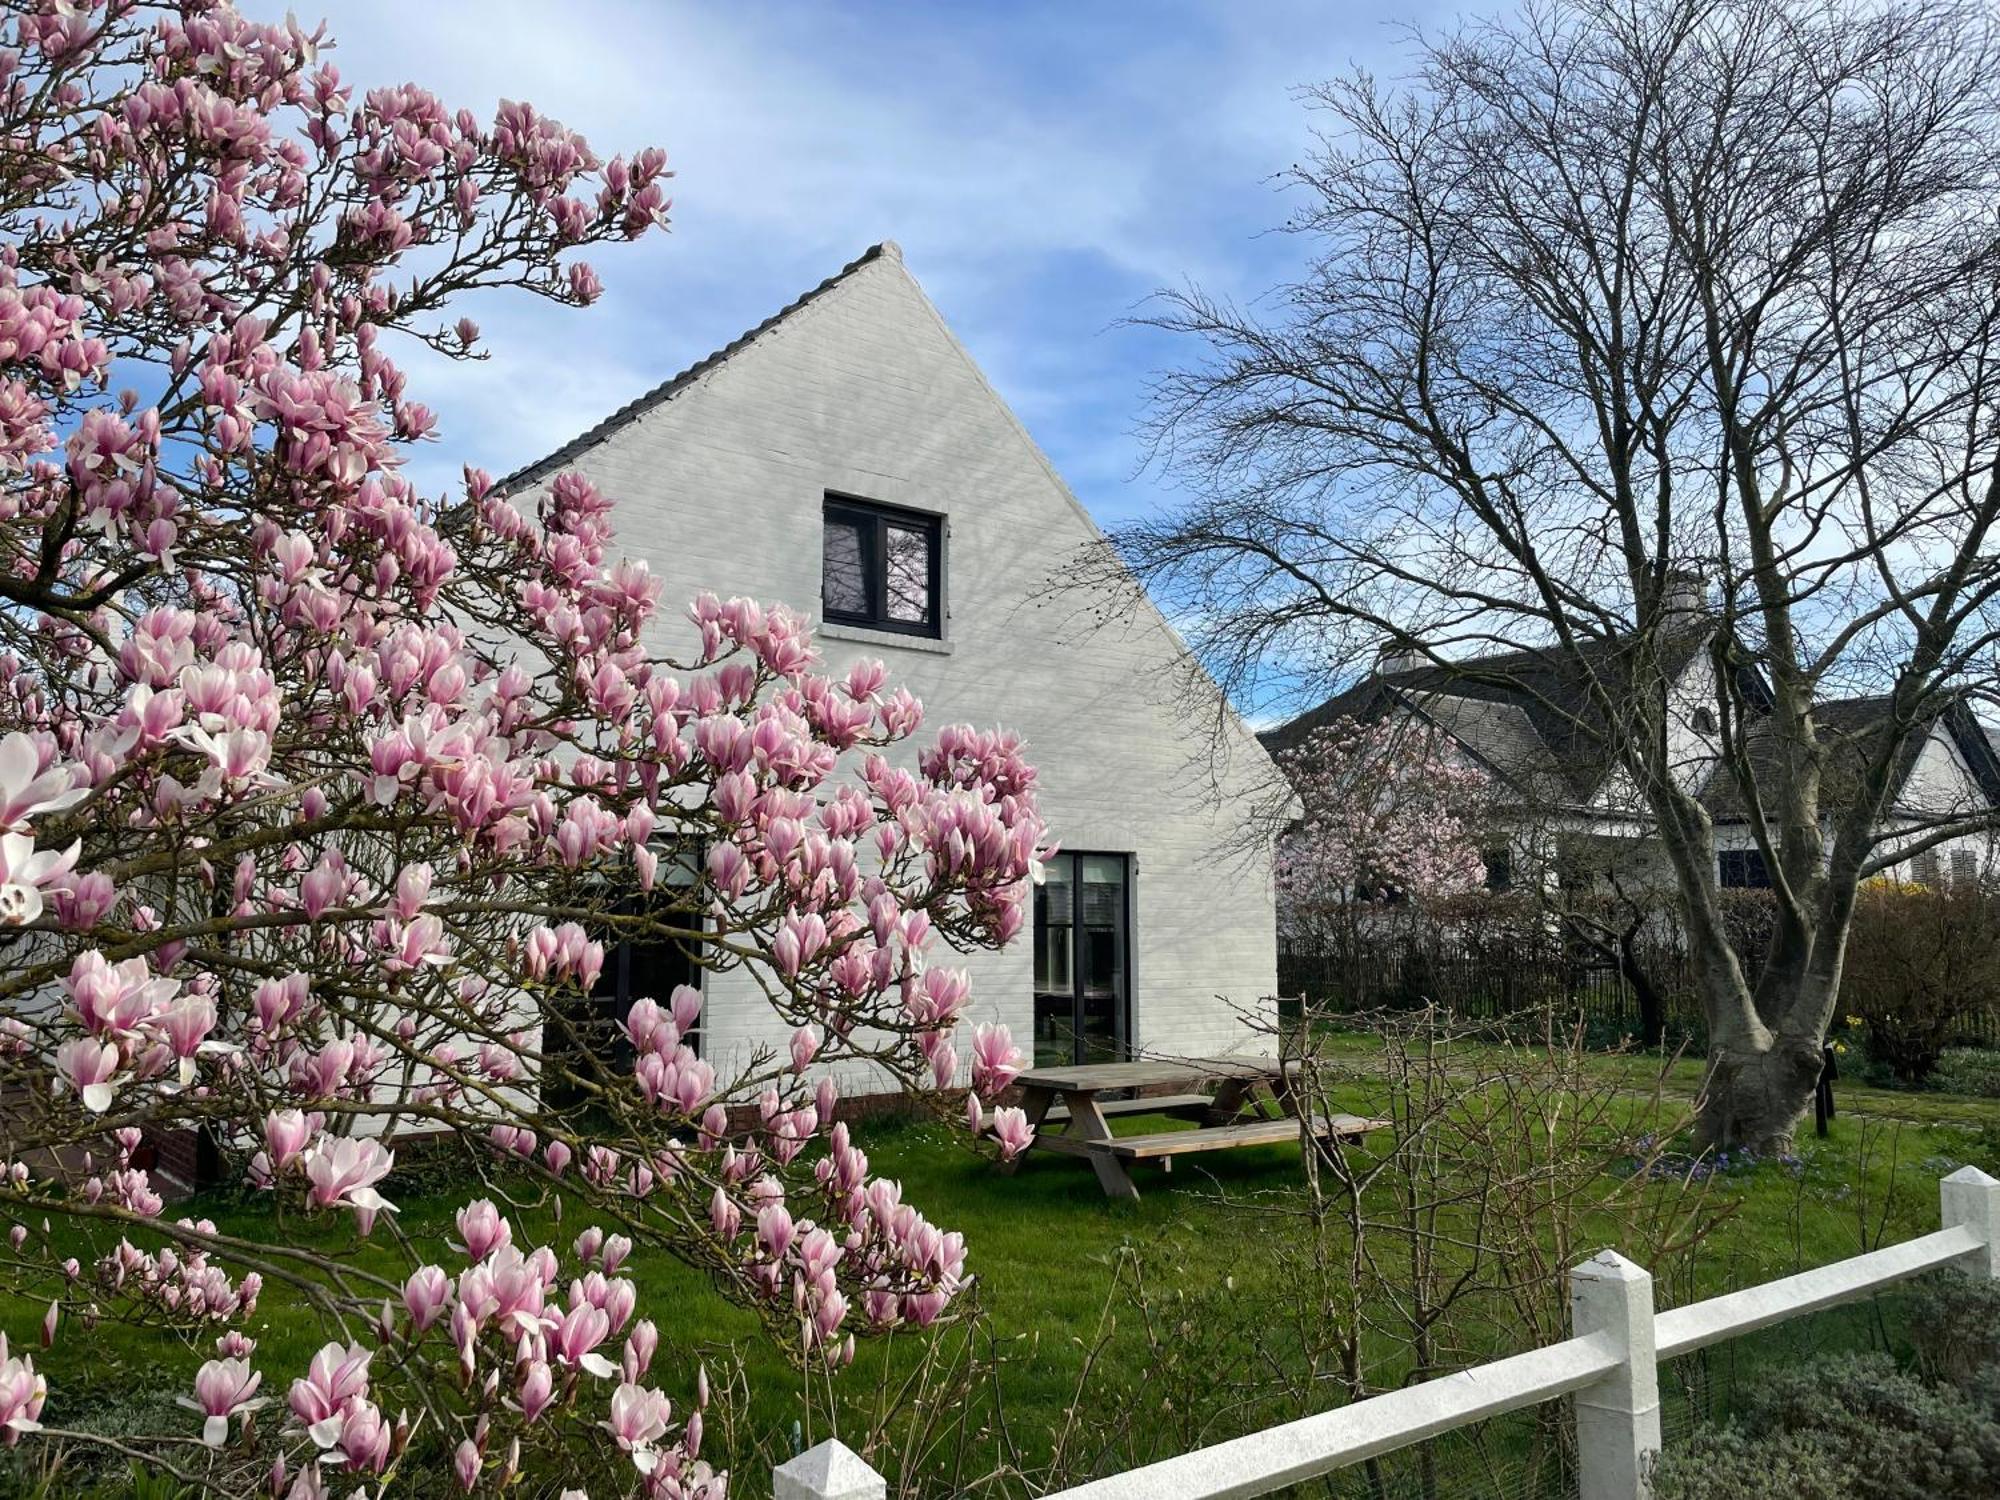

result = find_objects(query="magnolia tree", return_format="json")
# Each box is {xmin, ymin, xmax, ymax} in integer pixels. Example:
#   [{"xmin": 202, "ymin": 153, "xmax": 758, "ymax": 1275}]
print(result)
[
  {"xmin": 0, "ymin": 4, "xmax": 1048, "ymax": 1496},
  {"xmin": 1274, "ymin": 717, "xmax": 1490, "ymax": 949}
]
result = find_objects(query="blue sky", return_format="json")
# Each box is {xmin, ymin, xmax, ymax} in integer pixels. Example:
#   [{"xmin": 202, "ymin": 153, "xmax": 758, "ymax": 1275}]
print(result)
[{"xmin": 312, "ymin": 0, "xmax": 1448, "ymax": 530}]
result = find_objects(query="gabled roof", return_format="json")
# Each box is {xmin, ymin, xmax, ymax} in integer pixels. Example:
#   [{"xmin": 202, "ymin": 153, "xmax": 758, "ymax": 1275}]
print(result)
[
  {"xmin": 1700, "ymin": 695, "xmax": 2000, "ymax": 822},
  {"xmin": 498, "ymin": 243, "xmax": 896, "ymax": 495},
  {"xmin": 1401, "ymin": 692, "xmax": 1572, "ymax": 806},
  {"xmin": 1260, "ymin": 624, "xmax": 1718, "ymax": 804}
]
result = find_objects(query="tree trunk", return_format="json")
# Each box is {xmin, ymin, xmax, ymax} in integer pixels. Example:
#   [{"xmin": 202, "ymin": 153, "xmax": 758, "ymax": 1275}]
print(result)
[
  {"xmin": 1614, "ymin": 927, "xmax": 1667, "ymax": 1050},
  {"xmin": 1694, "ymin": 1034, "xmax": 1822, "ymax": 1154}
]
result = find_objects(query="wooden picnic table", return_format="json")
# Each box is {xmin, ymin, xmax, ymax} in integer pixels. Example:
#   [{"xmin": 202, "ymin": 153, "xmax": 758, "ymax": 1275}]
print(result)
[{"xmin": 994, "ymin": 1056, "xmax": 1384, "ymax": 1201}]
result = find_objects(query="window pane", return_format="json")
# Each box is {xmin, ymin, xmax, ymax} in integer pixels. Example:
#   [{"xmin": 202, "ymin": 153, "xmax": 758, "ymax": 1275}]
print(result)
[
  {"xmin": 1079, "ymin": 856, "xmax": 1124, "ymax": 1001},
  {"xmin": 1034, "ymin": 993, "xmax": 1075, "ymax": 1068},
  {"xmin": 1078, "ymin": 857, "xmax": 1125, "ymax": 1060},
  {"xmin": 1720, "ymin": 850, "xmax": 1771, "ymax": 889},
  {"xmin": 884, "ymin": 523, "xmax": 932, "ymax": 624},
  {"xmin": 823, "ymin": 517, "xmax": 868, "ymax": 616},
  {"xmin": 1034, "ymin": 859, "xmax": 1073, "ymax": 994}
]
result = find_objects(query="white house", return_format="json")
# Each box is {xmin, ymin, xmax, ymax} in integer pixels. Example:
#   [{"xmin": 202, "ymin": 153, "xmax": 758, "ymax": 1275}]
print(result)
[
  {"xmin": 502, "ymin": 242, "xmax": 1280, "ymax": 1090},
  {"xmin": 1262, "ymin": 582, "xmax": 2000, "ymax": 896}
]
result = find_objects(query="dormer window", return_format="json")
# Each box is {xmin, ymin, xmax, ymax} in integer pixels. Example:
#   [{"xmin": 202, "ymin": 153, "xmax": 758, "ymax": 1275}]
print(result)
[{"xmin": 822, "ymin": 495, "xmax": 942, "ymax": 637}]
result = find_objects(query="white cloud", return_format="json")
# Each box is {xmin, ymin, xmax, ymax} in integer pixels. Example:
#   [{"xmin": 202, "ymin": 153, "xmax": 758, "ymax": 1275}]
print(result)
[{"xmin": 308, "ymin": 0, "xmax": 1448, "ymax": 513}]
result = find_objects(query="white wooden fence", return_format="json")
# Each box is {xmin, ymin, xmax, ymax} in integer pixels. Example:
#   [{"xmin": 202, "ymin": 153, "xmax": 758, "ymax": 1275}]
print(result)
[{"xmin": 772, "ymin": 1164, "xmax": 2000, "ymax": 1500}]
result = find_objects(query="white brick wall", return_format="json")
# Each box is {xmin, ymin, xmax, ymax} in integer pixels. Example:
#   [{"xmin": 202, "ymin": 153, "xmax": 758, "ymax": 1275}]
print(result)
[{"xmin": 522, "ymin": 246, "xmax": 1280, "ymax": 1089}]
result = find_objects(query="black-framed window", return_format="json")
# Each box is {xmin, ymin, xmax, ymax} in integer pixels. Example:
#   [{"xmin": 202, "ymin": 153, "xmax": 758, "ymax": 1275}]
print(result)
[
  {"xmin": 822, "ymin": 495, "xmax": 942, "ymax": 637},
  {"xmin": 1033, "ymin": 852, "xmax": 1130, "ymax": 1066},
  {"xmin": 1718, "ymin": 849, "xmax": 1771, "ymax": 889},
  {"xmin": 543, "ymin": 851, "xmax": 704, "ymax": 1109},
  {"xmin": 1482, "ymin": 848, "xmax": 1514, "ymax": 892}
]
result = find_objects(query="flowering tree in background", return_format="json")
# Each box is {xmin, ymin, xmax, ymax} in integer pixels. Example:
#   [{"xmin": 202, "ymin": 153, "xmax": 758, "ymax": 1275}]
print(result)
[
  {"xmin": 1274, "ymin": 717, "xmax": 1491, "ymax": 949},
  {"xmin": 0, "ymin": 3, "xmax": 1046, "ymax": 1495}
]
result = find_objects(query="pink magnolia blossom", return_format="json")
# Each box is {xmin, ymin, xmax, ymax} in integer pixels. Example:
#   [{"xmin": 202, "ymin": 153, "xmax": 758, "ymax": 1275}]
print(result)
[
  {"xmin": 990, "ymin": 1107, "xmax": 1035, "ymax": 1163},
  {"xmin": 0, "ymin": 733, "xmax": 87, "ymax": 832},
  {"xmin": 66, "ymin": 951, "xmax": 175, "ymax": 1040},
  {"xmin": 327, "ymin": 1396, "xmax": 391, "ymax": 1472},
  {"xmin": 288, "ymin": 1341, "xmax": 372, "ymax": 1446},
  {"xmin": 182, "ymin": 1356, "xmax": 266, "ymax": 1446},
  {"xmin": 970, "ymin": 1023, "xmax": 1025, "ymax": 1097},
  {"xmin": 301, "ymin": 1138, "xmax": 397, "ymax": 1227},
  {"xmin": 549, "ymin": 1301, "xmax": 617, "ymax": 1377},
  {"xmin": 1274, "ymin": 717, "xmax": 1491, "ymax": 938},
  {"xmin": 0, "ymin": 831, "xmax": 78, "ymax": 926},
  {"xmin": 262, "ymin": 1109, "xmax": 316, "ymax": 1172},
  {"xmin": 453, "ymin": 1199, "xmax": 511, "ymax": 1262},
  {"xmin": 602, "ymin": 1381, "xmax": 672, "ymax": 1472},
  {"xmin": 0, "ymin": 1337, "xmax": 45, "ymax": 1446},
  {"xmin": 402, "ymin": 1265, "xmax": 452, "ymax": 1332},
  {"xmin": 54, "ymin": 1038, "xmax": 120, "ymax": 1113},
  {"xmin": 515, "ymin": 1358, "xmax": 555, "ymax": 1423}
]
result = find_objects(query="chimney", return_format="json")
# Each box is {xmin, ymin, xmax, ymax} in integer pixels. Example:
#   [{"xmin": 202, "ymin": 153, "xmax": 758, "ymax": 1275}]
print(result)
[
  {"xmin": 1660, "ymin": 568, "xmax": 1707, "ymax": 621},
  {"xmin": 1375, "ymin": 639, "xmax": 1425, "ymax": 676}
]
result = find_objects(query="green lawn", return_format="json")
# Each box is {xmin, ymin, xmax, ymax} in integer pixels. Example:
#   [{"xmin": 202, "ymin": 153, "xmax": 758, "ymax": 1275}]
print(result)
[
  {"xmin": 8, "ymin": 1042, "xmax": 1998, "ymax": 1496},
  {"xmin": 1314, "ymin": 1026, "xmax": 2000, "ymax": 1126}
]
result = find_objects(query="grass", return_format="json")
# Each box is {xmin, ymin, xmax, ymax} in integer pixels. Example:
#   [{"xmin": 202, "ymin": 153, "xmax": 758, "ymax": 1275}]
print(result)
[
  {"xmin": 1312, "ymin": 1026, "xmax": 2000, "ymax": 1125},
  {"xmin": 7, "ymin": 1039, "xmax": 1999, "ymax": 1496}
]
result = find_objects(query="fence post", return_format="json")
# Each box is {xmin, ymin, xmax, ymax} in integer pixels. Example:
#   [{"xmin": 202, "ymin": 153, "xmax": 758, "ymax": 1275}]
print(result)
[
  {"xmin": 772, "ymin": 1439, "xmax": 887, "ymax": 1500},
  {"xmin": 1941, "ymin": 1164, "xmax": 2000, "ymax": 1278},
  {"xmin": 1570, "ymin": 1250, "xmax": 1661, "ymax": 1500}
]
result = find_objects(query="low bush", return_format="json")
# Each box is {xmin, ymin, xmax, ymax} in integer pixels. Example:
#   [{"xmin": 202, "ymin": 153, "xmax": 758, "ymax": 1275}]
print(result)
[
  {"xmin": 1844, "ymin": 882, "xmax": 2000, "ymax": 1085},
  {"xmin": 1930, "ymin": 1046, "xmax": 2000, "ymax": 1098},
  {"xmin": 1653, "ymin": 1428, "xmax": 1851, "ymax": 1500},
  {"xmin": 1749, "ymin": 1351, "xmax": 2000, "ymax": 1500},
  {"xmin": 1657, "ymin": 1275, "xmax": 2000, "ymax": 1500},
  {"xmin": 1904, "ymin": 1272, "xmax": 2000, "ymax": 1390}
]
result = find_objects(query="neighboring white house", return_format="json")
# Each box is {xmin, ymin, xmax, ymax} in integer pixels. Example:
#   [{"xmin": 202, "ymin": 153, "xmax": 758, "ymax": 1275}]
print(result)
[
  {"xmin": 1261, "ymin": 582, "xmax": 2000, "ymax": 896},
  {"xmin": 501, "ymin": 242, "xmax": 1280, "ymax": 1090}
]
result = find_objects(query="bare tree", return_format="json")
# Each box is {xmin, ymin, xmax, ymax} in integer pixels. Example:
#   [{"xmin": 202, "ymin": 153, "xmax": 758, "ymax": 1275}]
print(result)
[{"xmin": 1104, "ymin": 0, "xmax": 2000, "ymax": 1149}]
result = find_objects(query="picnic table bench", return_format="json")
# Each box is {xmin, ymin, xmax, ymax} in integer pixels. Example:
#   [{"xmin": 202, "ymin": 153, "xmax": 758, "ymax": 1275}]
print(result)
[{"xmin": 989, "ymin": 1056, "xmax": 1386, "ymax": 1200}]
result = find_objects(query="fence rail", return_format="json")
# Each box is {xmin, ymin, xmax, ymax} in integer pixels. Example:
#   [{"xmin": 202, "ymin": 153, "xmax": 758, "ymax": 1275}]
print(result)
[{"xmin": 771, "ymin": 1165, "xmax": 2000, "ymax": 1500}]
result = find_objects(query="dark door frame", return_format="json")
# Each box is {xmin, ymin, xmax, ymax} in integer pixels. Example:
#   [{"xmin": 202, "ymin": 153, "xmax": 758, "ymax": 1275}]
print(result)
[{"xmin": 1033, "ymin": 850, "xmax": 1133, "ymax": 1066}]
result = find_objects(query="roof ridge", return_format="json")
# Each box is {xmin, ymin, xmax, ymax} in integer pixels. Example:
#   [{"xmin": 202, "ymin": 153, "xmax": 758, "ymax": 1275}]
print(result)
[
  {"xmin": 1375, "ymin": 619, "xmax": 1712, "ymax": 680},
  {"xmin": 496, "ymin": 242, "xmax": 897, "ymax": 494}
]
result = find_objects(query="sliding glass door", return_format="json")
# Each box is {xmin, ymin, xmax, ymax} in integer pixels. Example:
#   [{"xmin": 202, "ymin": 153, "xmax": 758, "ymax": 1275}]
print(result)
[{"xmin": 1032, "ymin": 852, "xmax": 1130, "ymax": 1066}]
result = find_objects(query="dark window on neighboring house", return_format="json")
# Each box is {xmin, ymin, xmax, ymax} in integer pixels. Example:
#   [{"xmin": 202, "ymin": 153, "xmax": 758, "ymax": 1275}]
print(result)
[
  {"xmin": 1692, "ymin": 706, "xmax": 1717, "ymax": 735},
  {"xmin": 821, "ymin": 495, "xmax": 942, "ymax": 636},
  {"xmin": 1952, "ymin": 848, "xmax": 1979, "ymax": 886},
  {"xmin": 1718, "ymin": 849, "xmax": 1771, "ymax": 889},
  {"xmin": 1913, "ymin": 849, "xmax": 1942, "ymax": 886},
  {"xmin": 1482, "ymin": 848, "xmax": 1514, "ymax": 892}
]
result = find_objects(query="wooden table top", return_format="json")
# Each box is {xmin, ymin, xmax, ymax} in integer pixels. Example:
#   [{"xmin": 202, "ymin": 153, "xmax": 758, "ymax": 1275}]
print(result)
[{"xmin": 1016, "ymin": 1056, "xmax": 1296, "ymax": 1092}]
